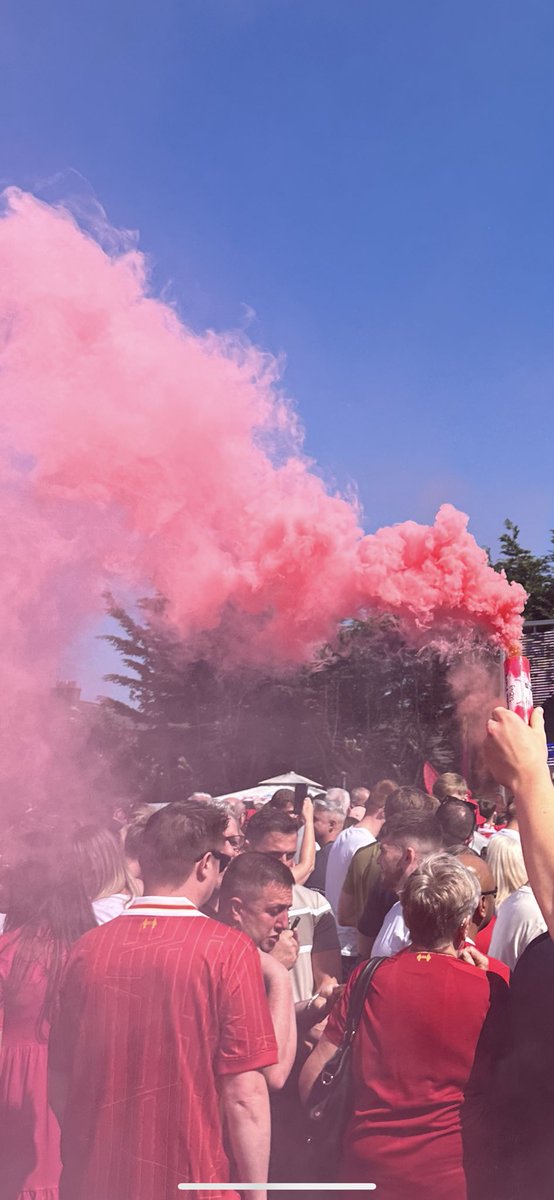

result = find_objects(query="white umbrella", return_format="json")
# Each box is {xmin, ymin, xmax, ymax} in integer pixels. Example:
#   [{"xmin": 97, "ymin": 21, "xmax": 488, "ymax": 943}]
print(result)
[{"xmin": 257, "ymin": 771, "xmax": 324, "ymax": 789}]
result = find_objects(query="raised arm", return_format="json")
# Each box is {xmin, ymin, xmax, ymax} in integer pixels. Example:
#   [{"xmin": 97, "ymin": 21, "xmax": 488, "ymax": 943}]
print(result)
[
  {"xmin": 485, "ymin": 706, "xmax": 554, "ymax": 936},
  {"xmin": 220, "ymin": 1070, "xmax": 270, "ymax": 1200},
  {"xmin": 291, "ymin": 798, "xmax": 316, "ymax": 885}
]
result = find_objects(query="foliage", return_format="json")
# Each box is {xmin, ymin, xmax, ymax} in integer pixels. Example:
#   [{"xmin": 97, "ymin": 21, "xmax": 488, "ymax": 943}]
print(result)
[
  {"xmin": 492, "ymin": 520, "xmax": 554, "ymax": 621},
  {"xmin": 99, "ymin": 605, "xmax": 462, "ymax": 802}
]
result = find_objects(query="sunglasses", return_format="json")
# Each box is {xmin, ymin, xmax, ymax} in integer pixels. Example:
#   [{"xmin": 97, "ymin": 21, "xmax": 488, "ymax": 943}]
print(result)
[
  {"xmin": 225, "ymin": 834, "xmax": 246, "ymax": 849},
  {"xmin": 481, "ymin": 888, "xmax": 498, "ymax": 898},
  {"xmin": 196, "ymin": 849, "xmax": 232, "ymax": 874}
]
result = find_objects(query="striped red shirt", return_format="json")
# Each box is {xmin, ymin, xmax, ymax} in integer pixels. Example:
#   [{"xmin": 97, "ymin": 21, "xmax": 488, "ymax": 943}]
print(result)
[{"xmin": 50, "ymin": 897, "xmax": 277, "ymax": 1200}]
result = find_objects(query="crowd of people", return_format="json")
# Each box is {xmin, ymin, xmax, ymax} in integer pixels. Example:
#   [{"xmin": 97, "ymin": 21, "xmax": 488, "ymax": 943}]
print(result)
[{"xmin": 1, "ymin": 705, "xmax": 554, "ymax": 1200}]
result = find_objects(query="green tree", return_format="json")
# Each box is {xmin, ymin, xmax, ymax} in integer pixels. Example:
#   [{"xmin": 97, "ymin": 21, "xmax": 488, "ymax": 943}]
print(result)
[{"xmin": 493, "ymin": 520, "xmax": 554, "ymax": 620}]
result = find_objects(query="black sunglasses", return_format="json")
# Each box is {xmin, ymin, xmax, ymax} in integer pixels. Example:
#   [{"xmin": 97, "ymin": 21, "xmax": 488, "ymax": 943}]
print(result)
[
  {"xmin": 481, "ymin": 888, "xmax": 497, "ymax": 898},
  {"xmin": 195, "ymin": 849, "xmax": 231, "ymax": 874}
]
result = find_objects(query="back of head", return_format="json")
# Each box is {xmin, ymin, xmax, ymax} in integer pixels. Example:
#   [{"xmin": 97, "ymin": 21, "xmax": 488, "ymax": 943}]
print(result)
[
  {"xmin": 487, "ymin": 834, "xmax": 527, "ymax": 907},
  {"xmin": 219, "ymin": 851, "xmax": 294, "ymax": 914},
  {"xmin": 432, "ymin": 772, "xmax": 468, "ymax": 803},
  {"xmin": 364, "ymin": 779, "xmax": 398, "ymax": 817},
  {"xmin": 435, "ymin": 799, "xmax": 476, "ymax": 850},
  {"xmin": 384, "ymin": 786, "xmax": 438, "ymax": 819},
  {"xmin": 478, "ymin": 798, "xmax": 497, "ymax": 823},
  {"xmin": 138, "ymin": 801, "xmax": 228, "ymax": 889},
  {"xmin": 402, "ymin": 852, "xmax": 480, "ymax": 950},
  {"xmin": 268, "ymin": 788, "xmax": 295, "ymax": 811},
  {"xmin": 246, "ymin": 807, "xmax": 298, "ymax": 846},
  {"xmin": 73, "ymin": 824, "xmax": 138, "ymax": 902},
  {"xmin": 324, "ymin": 788, "xmax": 350, "ymax": 816},
  {"xmin": 187, "ymin": 792, "xmax": 212, "ymax": 803},
  {"xmin": 380, "ymin": 810, "xmax": 442, "ymax": 857}
]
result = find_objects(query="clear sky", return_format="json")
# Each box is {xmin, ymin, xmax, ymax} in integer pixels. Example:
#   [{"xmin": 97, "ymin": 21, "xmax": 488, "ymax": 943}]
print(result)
[{"xmin": 2, "ymin": 1, "xmax": 553, "ymax": 692}]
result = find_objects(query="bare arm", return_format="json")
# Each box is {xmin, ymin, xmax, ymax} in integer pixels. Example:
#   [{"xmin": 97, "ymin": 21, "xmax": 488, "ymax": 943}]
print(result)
[
  {"xmin": 486, "ymin": 706, "xmax": 554, "ymax": 935},
  {"xmin": 257, "ymin": 951, "xmax": 297, "ymax": 1089},
  {"xmin": 337, "ymin": 869, "xmax": 356, "ymax": 928},
  {"xmin": 291, "ymin": 798, "xmax": 316, "ymax": 885},
  {"xmin": 220, "ymin": 1070, "xmax": 270, "ymax": 1200},
  {"xmin": 312, "ymin": 949, "xmax": 341, "ymax": 991},
  {"xmin": 47, "ymin": 1066, "xmax": 68, "ymax": 1126},
  {"xmin": 298, "ymin": 1034, "xmax": 337, "ymax": 1105}
]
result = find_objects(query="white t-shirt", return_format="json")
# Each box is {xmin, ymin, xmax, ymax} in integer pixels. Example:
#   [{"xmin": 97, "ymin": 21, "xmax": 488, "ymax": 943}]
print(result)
[
  {"xmin": 92, "ymin": 892, "xmax": 129, "ymax": 925},
  {"xmin": 325, "ymin": 825, "xmax": 375, "ymax": 955},
  {"xmin": 489, "ymin": 884, "xmax": 546, "ymax": 970},
  {"xmin": 371, "ymin": 899, "xmax": 410, "ymax": 958}
]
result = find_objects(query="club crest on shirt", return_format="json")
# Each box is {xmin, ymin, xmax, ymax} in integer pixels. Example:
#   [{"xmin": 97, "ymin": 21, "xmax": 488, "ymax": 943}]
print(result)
[
  {"xmin": 141, "ymin": 917, "xmax": 158, "ymax": 931},
  {"xmin": 416, "ymin": 952, "xmax": 431, "ymax": 962}
]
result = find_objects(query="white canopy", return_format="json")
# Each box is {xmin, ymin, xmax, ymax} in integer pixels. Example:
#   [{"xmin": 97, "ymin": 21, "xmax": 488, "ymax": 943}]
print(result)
[{"xmin": 257, "ymin": 771, "xmax": 324, "ymax": 789}]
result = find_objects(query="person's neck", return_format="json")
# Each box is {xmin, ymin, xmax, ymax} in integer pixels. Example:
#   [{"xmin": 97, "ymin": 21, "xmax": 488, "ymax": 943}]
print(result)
[
  {"xmin": 142, "ymin": 880, "xmax": 205, "ymax": 907},
  {"xmin": 359, "ymin": 813, "xmax": 382, "ymax": 836},
  {"xmin": 410, "ymin": 942, "xmax": 458, "ymax": 958}
]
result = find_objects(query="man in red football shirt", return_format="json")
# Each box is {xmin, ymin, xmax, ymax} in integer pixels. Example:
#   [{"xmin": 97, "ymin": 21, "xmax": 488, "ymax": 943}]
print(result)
[{"xmin": 49, "ymin": 802, "xmax": 277, "ymax": 1200}]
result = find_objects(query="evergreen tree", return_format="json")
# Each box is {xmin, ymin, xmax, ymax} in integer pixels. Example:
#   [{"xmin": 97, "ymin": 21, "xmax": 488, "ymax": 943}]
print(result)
[{"xmin": 493, "ymin": 520, "xmax": 554, "ymax": 620}]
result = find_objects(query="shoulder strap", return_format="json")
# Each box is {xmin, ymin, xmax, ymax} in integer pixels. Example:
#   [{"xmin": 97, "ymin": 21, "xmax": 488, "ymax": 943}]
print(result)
[{"xmin": 341, "ymin": 957, "xmax": 386, "ymax": 1050}]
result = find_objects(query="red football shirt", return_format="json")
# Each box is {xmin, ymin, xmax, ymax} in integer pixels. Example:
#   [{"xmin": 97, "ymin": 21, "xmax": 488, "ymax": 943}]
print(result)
[
  {"xmin": 326, "ymin": 950, "xmax": 509, "ymax": 1200},
  {"xmin": 50, "ymin": 897, "xmax": 277, "ymax": 1200}
]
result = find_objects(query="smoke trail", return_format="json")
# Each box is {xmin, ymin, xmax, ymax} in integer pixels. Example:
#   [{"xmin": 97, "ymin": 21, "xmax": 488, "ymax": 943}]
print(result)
[{"xmin": 0, "ymin": 189, "xmax": 526, "ymax": 816}]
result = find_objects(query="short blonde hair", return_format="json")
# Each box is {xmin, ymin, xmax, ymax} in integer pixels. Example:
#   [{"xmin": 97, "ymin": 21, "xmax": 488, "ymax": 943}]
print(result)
[
  {"xmin": 402, "ymin": 853, "xmax": 480, "ymax": 949},
  {"xmin": 486, "ymin": 836, "xmax": 527, "ymax": 909}
]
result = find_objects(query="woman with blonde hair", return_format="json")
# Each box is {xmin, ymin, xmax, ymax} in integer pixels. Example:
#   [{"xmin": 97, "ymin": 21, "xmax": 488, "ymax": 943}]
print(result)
[
  {"xmin": 73, "ymin": 825, "xmax": 140, "ymax": 924},
  {"xmin": 486, "ymin": 834, "xmax": 527, "ymax": 909}
]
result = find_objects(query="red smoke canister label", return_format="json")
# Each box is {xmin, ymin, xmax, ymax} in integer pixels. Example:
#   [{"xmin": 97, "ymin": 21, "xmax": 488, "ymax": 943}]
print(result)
[{"xmin": 504, "ymin": 655, "xmax": 534, "ymax": 723}]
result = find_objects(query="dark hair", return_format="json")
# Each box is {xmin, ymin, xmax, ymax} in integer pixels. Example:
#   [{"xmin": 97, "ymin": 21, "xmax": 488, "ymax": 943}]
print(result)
[
  {"xmin": 138, "ymin": 801, "xmax": 228, "ymax": 886},
  {"xmin": 3, "ymin": 855, "xmax": 96, "ymax": 1037},
  {"xmin": 246, "ymin": 807, "xmax": 298, "ymax": 846},
  {"xmin": 478, "ymin": 798, "xmax": 497, "ymax": 822},
  {"xmin": 435, "ymin": 798, "xmax": 476, "ymax": 848},
  {"xmin": 384, "ymin": 786, "xmax": 437, "ymax": 820},
  {"xmin": 219, "ymin": 852, "xmax": 294, "ymax": 912},
  {"xmin": 379, "ymin": 811, "xmax": 443, "ymax": 852},
  {"xmin": 268, "ymin": 788, "xmax": 295, "ymax": 810}
]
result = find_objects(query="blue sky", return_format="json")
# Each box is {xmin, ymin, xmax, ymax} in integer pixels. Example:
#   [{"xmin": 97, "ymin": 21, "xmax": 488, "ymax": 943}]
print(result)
[{"xmin": 2, "ymin": 0, "xmax": 554, "ymax": 692}]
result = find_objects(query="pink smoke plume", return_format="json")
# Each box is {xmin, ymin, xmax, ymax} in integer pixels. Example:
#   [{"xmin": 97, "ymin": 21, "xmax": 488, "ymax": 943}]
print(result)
[{"xmin": 0, "ymin": 189, "xmax": 526, "ymax": 816}]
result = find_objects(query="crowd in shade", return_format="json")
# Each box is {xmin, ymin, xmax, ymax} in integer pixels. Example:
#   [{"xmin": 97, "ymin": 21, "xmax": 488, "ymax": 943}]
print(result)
[{"xmin": 1, "ymin": 707, "xmax": 554, "ymax": 1200}]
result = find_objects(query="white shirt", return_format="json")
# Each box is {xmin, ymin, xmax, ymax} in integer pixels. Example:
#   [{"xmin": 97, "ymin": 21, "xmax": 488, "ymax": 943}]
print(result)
[
  {"xmin": 489, "ymin": 884, "xmax": 546, "ymax": 970},
  {"xmin": 325, "ymin": 825, "xmax": 375, "ymax": 955},
  {"xmin": 92, "ymin": 892, "xmax": 130, "ymax": 925},
  {"xmin": 371, "ymin": 899, "xmax": 410, "ymax": 957}
]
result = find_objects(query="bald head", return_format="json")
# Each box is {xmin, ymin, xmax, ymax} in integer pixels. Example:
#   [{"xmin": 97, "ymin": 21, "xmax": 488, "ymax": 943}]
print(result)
[{"xmin": 457, "ymin": 851, "xmax": 496, "ymax": 936}]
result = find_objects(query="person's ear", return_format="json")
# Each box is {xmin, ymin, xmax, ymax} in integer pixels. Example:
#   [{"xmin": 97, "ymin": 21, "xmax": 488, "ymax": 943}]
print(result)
[
  {"xmin": 229, "ymin": 896, "xmax": 244, "ymax": 926},
  {"xmin": 405, "ymin": 846, "xmax": 416, "ymax": 869},
  {"xmin": 196, "ymin": 851, "xmax": 213, "ymax": 881}
]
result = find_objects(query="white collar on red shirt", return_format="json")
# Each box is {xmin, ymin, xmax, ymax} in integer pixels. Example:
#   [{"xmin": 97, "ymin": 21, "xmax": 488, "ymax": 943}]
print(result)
[{"xmin": 121, "ymin": 895, "xmax": 207, "ymax": 917}]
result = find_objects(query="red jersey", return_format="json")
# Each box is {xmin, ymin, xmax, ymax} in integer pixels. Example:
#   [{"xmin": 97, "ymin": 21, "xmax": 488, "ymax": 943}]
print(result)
[
  {"xmin": 49, "ymin": 896, "xmax": 277, "ymax": 1200},
  {"xmin": 326, "ymin": 950, "xmax": 509, "ymax": 1200}
]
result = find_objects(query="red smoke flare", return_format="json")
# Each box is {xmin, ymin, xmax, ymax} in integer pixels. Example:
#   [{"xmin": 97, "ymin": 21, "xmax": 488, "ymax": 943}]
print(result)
[{"xmin": 0, "ymin": 189, "xmax": 526, "ymax": 812}]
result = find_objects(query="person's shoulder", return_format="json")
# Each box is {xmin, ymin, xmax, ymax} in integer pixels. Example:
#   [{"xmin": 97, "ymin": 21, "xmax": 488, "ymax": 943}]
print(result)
[{"xmin": 292, "ymin": 883, "xmax": 331, "ymax": 914}]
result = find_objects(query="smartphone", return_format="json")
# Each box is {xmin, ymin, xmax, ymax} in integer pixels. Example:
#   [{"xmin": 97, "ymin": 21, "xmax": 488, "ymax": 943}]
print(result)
[{"xmin": 293, "ymin": 783, "xmax": 308, "ymax": 815}]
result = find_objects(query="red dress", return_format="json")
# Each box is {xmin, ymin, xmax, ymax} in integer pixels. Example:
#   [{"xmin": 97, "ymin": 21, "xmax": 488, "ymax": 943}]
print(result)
[
  {"xmin": 326, "ymin": 950, "xmax": 509, "ymax": 1200},
  {"xmin": 0, "ymin": 929, "xmax": 62, "ymax": 1200}
]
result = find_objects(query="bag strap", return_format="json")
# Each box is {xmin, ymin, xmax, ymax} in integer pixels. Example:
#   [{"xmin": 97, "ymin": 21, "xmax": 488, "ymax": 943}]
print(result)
[{"xmin": 341, "ymin": 957, "xmax": 386, "ymax": 1051}]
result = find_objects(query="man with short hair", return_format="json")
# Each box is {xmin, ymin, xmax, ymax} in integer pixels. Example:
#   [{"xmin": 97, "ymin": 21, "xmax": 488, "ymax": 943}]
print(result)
[
  {"xmin": 219, "ymin": 852, "xmax": 297, "ymax": 1089},
  {"xmin": 456, "ymin": 849, "xmax": 510, "ymax": 980},
  {"xmin": 370, "ymin": 811, "xmax": 443, "ymax": 956},
  {"xmin": 246, "ymin": 808, "xmax": 341, "ymax": 1003},
  {"xmin": 49, "ymin": 802, "xmax": 277, "ymax": 1200},
  {"xmin": 305, "ymin": 796, "xmax": 345, "ymax": 893},
  {"xmin": 432, "ymin": 772, "xmax": 468, "ymax": 803},
  {"xmin": 436, "ymin": 796, "xmax": 488, "ymax": 855},
  {"xmin": 325, "ymin": 784, "xmax": 389, "ymax": 975}
]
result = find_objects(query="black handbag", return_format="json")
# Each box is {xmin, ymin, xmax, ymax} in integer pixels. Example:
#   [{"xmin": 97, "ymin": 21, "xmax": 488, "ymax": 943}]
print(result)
[{"xmin": 304, "ymin": 957, "xmax": 385, "ymax": 1183}]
